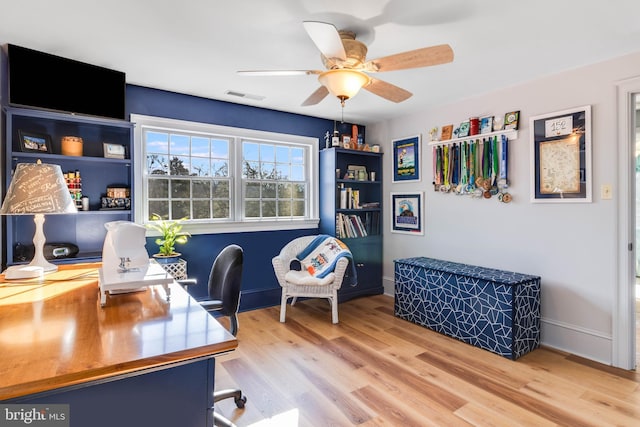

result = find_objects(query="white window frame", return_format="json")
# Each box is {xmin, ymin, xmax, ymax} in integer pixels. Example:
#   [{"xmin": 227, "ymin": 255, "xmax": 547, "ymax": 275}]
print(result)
[{"xmin": 132, "ymin": 114, "xmax": 319, "ymax": 235}]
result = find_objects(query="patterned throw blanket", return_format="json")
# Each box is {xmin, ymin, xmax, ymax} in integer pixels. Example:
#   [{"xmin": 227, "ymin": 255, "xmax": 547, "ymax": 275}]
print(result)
[{"xmin": 295, "ymin": 235, "xmax": 357, "ymax": 285}]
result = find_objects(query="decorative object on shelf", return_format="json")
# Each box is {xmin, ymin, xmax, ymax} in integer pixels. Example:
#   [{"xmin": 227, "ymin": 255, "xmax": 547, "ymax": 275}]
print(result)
[
  {"xmin": 0, "ymin": 160, "xmax": 77, "ymax": 279},
  {"xmin": 103, "ymin": 142, "xmax": 126, "ymax": 159},
  {"xmin": 371, "ymin": 144, "xmax": 380, "ymax": 153},
  {"xmin": 101, "ymin": 186, "xmax": 131, "ymax": 210},
  {"xmin": 65, "ymin": 170, "xmax": 83, "ymax": 209},
  {"xmin": 107, "ymin": 187, "xmax": 130, "ymax": 198},
  {"xmin": 18, "ymin": 130, "xmax": 51, "ymax": 153},
  {"xmin": 469, "ymin": 117, "xmax": 480, "ymax": 135},
  {"xmin": 61, "ymin": 136, "xmax": 83, "ymax": 156},
  {"xmin": 390, "ymin": 192, "xmax": 424, "ymax": 235},
  {"xmin": 440, "ymin": 125, "xmax": 453, "ymax": 141},
  {"xmin": 392, "ymin": 134, "xmax": 421, "ymax": 182},
  {"xmin": 480, "ymin": 116, "xmax": 493, "ymax": 134},
  {"xmin": 332, "ymin": 121, "xmax": 341, "ymax": 147},
  {"xmin": 146, "ymin": 213, "xmax": 191, "ymax": 261},
  {"xmin": 493, "ymin": 115, "xmax": 504, "ymax": 131},
  {"xmin": 348, "ymin": 165, "xmax": 367, "ymax": 181},
  {"xmin": 457, "ymin": 121, "xmax": 470, "ymax": 137},
  {"xmin": 429, "ymin": 127, "xmax": 439, "ymax": 141},
  {"xmin": 101, "ymin": 197, "xmax": 131, "ymax": 210},
  {"xmin": 504, "ymin": 111, "xmax": 520, "ymax": 130},
  {"xmin": 530, "ymin": 105, "xmax": 592, "ymax": 203}
]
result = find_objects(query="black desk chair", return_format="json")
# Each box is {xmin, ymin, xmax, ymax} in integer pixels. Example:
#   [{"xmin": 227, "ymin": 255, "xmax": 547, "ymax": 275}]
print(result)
[{"xmin": 179, "ymin": 244, "xmax": 246, "ymax": 427}]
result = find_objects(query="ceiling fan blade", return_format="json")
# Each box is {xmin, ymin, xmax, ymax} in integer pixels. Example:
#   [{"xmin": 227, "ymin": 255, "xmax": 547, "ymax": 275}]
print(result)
[
  {"xmin": 366, "ymin": 44, "xmax": 454, "ymax": 72},
  {"xmin": 301, "ymin": 86, "xmax": 329, "ymax": 106},
  {"xmin": 238, "ymin": 70, "xmax": 321, "ymax": 76},
  {"xmin": 364, "ymin": 78, "xmax": 412, "ymax": 103},
  {"xmin": 303, "ymin": 21, "xmax": 347, "ymax": 61}
]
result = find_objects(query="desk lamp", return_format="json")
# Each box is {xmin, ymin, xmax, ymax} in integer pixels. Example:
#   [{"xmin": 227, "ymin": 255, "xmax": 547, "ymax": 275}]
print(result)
[{"xmin": 0, "ymin": 160, "xmax": 77, "ymax": 279}]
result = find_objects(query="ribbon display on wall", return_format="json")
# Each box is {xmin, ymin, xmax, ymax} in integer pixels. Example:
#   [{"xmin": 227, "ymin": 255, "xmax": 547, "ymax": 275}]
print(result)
[{"xmin": 432, "ymin": 135, "xmax": 512, "ymax": 203}]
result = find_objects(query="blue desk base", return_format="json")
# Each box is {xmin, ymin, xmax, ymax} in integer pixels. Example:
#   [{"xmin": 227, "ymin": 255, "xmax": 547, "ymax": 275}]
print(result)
[{"xmin": 9, "ymin": 358, "xmax": 214, "ymax": 427}]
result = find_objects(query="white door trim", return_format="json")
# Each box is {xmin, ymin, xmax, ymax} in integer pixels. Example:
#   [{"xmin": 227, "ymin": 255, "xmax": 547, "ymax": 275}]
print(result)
[{"xmin": 614, "ymin": 76, "xmax": 639, "ymax": 370}]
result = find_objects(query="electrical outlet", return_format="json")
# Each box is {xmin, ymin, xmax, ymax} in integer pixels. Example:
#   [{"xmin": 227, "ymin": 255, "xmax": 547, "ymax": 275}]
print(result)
[{"xmin": 601, "ymin": 184, "xmax": 612, "ymax": 200}]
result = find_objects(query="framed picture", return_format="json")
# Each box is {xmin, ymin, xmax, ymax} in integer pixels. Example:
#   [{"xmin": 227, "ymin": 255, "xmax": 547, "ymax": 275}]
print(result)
[
  {"xmin": 392, "ymin": 135, "xmax": 421, "ymax": 182},
  {"xmin": 440, "ymin": 124, "xmax": 453, "ymax": 140},
  {"xmin": 457, "ymin": 121, "xmax": 470, "ymax": 138},
  {"xmin": 480, "ymin": 116, "xmax": 493, "ymax": 134},
  {"xmin": 504, "ymin": 111, "xmax": 520, "ymax": 130},
  {"xmin": 390, "ymin": 192, "xmax": 424, "ymax": 235},
  {"xmin": 103, "ymin": 143, "xmax": 126, "ymax": 159},
  {"xmin": 530, "ymin": 105, "xmax": 592, "ymax": 203},
  {"xmin": 18, "ymin": 130, "xmax": 52, "ymax": 153}
]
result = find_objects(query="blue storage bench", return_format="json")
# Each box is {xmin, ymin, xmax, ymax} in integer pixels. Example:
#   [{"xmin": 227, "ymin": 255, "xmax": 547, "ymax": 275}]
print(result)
[{"xmin": 394, "ymin": 257, "xmax": 541, "ymax": 360}]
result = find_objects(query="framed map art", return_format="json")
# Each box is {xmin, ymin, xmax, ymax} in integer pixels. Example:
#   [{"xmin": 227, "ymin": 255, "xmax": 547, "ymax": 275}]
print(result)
[{"xmin": 530, "ymin": 105, "xmax": 592, "ymax": 203}]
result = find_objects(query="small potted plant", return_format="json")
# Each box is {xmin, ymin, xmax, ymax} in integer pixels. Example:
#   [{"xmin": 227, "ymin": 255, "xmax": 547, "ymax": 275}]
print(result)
[{"xmin": 146, "ymin": 213, "xmax": 190, "ymax": 264}]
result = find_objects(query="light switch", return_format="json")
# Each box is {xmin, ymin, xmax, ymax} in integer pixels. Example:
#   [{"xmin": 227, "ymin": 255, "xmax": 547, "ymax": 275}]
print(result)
[{"xmin": 601, "ymin": 184, "xmax": 612, "ymax": 200}]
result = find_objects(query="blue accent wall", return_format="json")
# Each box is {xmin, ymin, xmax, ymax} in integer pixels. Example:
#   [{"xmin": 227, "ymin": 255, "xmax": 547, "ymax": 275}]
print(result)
[{"xmin": 126, "ymin": 85, "xmax": 337, "ymax": 309}]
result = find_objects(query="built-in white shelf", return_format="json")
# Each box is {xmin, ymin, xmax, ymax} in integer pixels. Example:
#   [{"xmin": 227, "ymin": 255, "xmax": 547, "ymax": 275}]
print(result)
[{"xmin": 427, "ymin": 129, "xmax": 518, "ymax": 146}]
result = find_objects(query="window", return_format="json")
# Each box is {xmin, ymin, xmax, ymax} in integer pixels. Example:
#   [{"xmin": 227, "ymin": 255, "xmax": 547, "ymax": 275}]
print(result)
[{"xmin": 132, "ymin": 114, "xmax": 319, "ymax": 234}]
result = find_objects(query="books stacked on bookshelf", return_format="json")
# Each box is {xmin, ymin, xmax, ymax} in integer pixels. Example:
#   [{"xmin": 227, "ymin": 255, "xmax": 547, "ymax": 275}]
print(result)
[{"xmin": 336, "ymin": 211, "xmax": 380, "ymax": 238}]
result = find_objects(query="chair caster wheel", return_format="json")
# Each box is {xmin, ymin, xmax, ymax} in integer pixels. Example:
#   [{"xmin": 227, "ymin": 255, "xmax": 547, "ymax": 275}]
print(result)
[{"xmin": 235, "ymin": 396, "xmax": 247, "ymax": 409}]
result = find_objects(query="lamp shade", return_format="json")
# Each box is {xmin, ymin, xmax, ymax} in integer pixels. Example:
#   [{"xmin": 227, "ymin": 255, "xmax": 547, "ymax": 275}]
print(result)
[
  {"xmin": 1, "ymin": 161, "xmax": 76, "ymax": 215},
  {"xmin": 318, "ymin": 69, "xmax": 371, "ymax": 101}
]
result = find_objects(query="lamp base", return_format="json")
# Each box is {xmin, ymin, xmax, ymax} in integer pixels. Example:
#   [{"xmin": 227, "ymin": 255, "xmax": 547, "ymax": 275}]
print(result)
[{"xmin": 3, "ymin": 265, "xmax": 45, "ymax": 280}]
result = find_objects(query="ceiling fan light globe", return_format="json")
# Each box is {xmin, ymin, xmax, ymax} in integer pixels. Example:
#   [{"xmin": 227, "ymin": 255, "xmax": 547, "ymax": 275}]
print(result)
[{"xmin": 318, "ymin": 69, "xmax": 370, "ymax": 101}]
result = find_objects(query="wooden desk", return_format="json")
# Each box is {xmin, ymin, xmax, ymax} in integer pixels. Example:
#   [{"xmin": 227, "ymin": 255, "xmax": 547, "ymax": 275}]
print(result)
[{"xmin": 0, "ymin": 263, "xmax": 237, "ymax": 426}]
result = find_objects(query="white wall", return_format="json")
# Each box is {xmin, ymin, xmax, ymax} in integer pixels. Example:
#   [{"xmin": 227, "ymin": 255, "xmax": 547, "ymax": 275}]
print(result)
[{"xmin": 368, "ymin": 51, "xmax": 640, "ymax": 365}]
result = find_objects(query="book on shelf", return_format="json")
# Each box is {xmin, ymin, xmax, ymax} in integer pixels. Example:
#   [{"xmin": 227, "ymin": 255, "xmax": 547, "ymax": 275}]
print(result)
[
  {"xmin": 359, "ymin": 201, "xmax": 380, "ymax": 209},
  {"xmin": 351, "ymin": 189, "xmax": 360, "ymax": 209}
]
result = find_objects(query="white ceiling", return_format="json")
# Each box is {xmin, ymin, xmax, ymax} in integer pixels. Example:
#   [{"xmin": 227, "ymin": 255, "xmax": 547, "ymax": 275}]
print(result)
[{"xmin": 1, "ymin": 0, "xmax": 640, "ymax": 125}]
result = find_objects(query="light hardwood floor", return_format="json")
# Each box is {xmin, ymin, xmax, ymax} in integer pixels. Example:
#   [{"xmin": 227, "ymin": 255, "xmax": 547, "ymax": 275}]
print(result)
[{"xmin": 214, "ymin": 295, "xmax": 640, "ymax": 426}]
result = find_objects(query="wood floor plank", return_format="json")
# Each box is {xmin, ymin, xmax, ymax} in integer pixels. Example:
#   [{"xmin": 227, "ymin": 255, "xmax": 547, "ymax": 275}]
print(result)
[
  {"xmin": 352, "ymin": 384, "xmax": 470, "ymax": 427},
  {"xmin": 212, "ymin": 295, "xmax": 640, "ymax": 426},
  {"xmin": 453, "ymin": 402, "xmax": 553, "ymax": 427}
]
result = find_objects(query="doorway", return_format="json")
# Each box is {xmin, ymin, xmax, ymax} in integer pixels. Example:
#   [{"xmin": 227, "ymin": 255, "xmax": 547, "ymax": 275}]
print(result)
[{"xmin": 615, "ymin": 78, "xmax": 640, "ymax": 370}]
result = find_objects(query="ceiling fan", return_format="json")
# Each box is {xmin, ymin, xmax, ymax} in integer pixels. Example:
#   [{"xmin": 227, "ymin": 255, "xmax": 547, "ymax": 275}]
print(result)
[{"xmin": 238, "ymin": 21, "xmax": 454, "ymax": 108}]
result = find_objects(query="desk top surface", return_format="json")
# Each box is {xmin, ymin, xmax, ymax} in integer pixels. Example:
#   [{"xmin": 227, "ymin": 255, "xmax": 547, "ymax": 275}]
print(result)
[{"xmin": 0, "ymin": 263, "xmax": 238, "ymax": 400}]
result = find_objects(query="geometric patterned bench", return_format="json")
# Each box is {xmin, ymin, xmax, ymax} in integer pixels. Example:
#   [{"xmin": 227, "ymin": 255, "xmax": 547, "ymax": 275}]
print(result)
[{"xmin": 394, "ymin": 257, "xmax": 541, "ymax": 360}]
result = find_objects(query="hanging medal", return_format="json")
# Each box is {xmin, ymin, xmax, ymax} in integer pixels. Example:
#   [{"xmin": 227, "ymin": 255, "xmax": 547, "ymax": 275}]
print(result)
[
  {"xmin": 473, "ymin": 139, "xmax": 484, "ymax": 198},
  {"xmin": 466, "ymin": 140, "xmax": 475, "ymax": 193},
  {"xmin": 441, "ymin": 145, "xmax": 450, "ymax": 192},
  {"xmin": 497, "ymin": 135, "xmax": 512, "ymax": 203},
  {"xmin": 434, "ymin": 146, "xmax": 442, "ymax": 191},
  {"xmin": 431, "ymin": 146, "xmax": 438, "ymax": 191}
]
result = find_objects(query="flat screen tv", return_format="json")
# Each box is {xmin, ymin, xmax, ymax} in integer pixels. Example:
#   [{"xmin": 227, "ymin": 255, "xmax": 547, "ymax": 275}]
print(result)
[{"xmin": 8, "ymin": 44, "xmax": 126, "ymax": 120}]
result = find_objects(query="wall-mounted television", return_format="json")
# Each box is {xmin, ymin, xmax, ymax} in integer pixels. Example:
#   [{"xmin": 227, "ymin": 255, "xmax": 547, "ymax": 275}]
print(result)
[{"xmin": 7, "ymin": 44, "xmax": 126, "ymax": 120}]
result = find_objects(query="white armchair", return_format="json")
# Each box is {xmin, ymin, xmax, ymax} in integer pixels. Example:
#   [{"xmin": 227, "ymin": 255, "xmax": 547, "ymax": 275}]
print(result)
[{"xmin": 272, "ymin": 235, "xmax": 350, "ymax": 324}]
